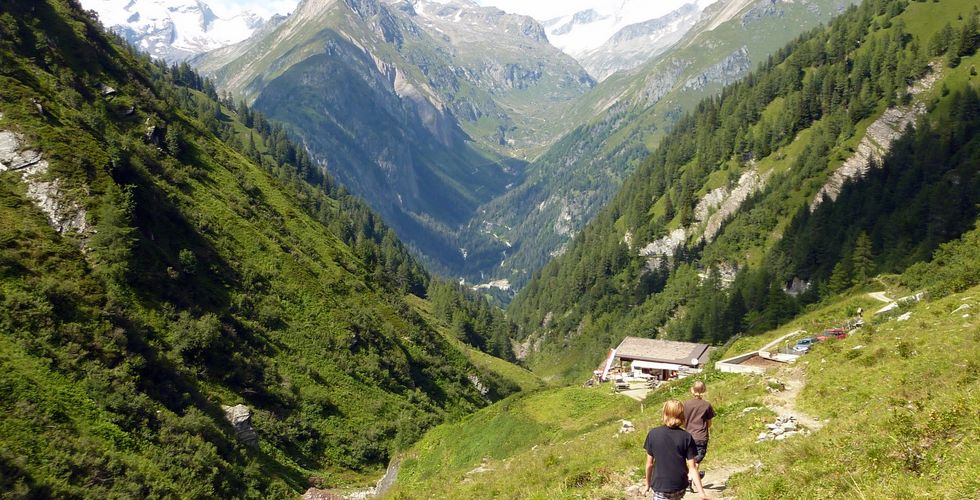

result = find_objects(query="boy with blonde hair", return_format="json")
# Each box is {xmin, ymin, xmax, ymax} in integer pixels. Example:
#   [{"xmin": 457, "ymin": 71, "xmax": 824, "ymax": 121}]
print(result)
[
  {"xmin": 643, "ymin": 400, "xmax": 710, "ymax": 500},
  {"xmin": 684, "ymin": 381, "xmax": 715, "ymax": 486}
]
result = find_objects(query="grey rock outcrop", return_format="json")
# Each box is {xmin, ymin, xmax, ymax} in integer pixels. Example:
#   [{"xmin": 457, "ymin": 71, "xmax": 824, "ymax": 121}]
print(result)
[
  {"xmin": 467, "ymin": 374, "xmax": 490, "ymax": 398},
  {"xmin": 699, "ymin": 168, "xmax": 771, "ymax": 244},
  {"xmin": 810, "ymin": 66, "xmax": 940, "ymax": 211},
  {"xmin": 222, "ymin": 404, "xmax": 258, "ymax": 447},
  {"xmin": 741, "ymin": 0, "xmax": 785, "ymax": 27},
  {"xmin": 636, "ymin": 165, "xmax": 769, "ymax": 271},
  {"xmin": 0, "ymin": 130, "xmax": 88, "ymax": 234},
  {"xmin": 684, "ymin": 46, "xmax": 751, "ymax": 91},
  {"xmin": 639, "ymin": 227, "xmax": 687, "ymax": 261},
  {"xmin": 638, "ymin": 58, "xmax": 689, "ymax": 106}
]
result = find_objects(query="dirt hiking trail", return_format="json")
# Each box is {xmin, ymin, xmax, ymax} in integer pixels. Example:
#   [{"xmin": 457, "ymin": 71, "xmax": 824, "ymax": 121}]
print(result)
[{"xmin": 624, "ymin": 365, "xmax": 823, "ymax": 499}]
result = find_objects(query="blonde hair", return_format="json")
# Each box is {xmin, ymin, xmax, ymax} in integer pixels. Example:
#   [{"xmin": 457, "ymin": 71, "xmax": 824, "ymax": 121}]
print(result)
[
  {"xmin": 662, "ymin": 400, "xmax": 685, "ymax": 428},
  {"xmin": 691, "ymin": 381, "xmax": 706, "ymax": 398}
]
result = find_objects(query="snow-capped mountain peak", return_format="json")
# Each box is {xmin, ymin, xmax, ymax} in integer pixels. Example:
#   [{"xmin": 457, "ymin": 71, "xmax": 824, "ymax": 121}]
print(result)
[
  {"xmin": 541, "ymin": 0, "xmax": 715, "ymax": 58},
  {"xmin": 82, "ymin": 0, "xmax": 269, "ymax": 61},
  {"xmin": 537, "ymin": 0, "xmax": 717, "ymax": 80}
]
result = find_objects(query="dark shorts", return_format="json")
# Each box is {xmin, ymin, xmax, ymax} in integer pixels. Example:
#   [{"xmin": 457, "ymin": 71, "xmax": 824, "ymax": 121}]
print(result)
[
  {"xmin": 652, "ymin": 489, "xmax": 686, "ymax": 500},
  {"xmin": 694, "ymin": 440, "xmax": 709, "ymax": 463}
]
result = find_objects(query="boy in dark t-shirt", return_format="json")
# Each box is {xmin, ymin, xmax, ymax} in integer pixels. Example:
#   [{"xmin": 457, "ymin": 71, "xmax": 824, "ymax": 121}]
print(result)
[{"xmin": 644, "ymin": 400, "xmax": 710, "ymax": 500}]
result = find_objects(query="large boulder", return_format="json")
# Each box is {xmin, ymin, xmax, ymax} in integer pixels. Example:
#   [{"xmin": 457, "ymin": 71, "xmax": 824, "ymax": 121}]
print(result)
[{"xmin": 221, "ymin": 404, "xmax": 258, "ymax": 447}]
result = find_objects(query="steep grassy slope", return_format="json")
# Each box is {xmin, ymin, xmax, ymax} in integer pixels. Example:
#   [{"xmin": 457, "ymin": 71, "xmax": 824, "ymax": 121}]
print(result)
[
  {"xmin": 0, "ymin": 1, "xmax": 529, "ymax": 495},
  {"xmin": 510, "ymin": 0, "xmax": 980, "ymax": 381},
  {"xmin": 386, "ymin": 226, "xmax": 980, "ymax": 496}
]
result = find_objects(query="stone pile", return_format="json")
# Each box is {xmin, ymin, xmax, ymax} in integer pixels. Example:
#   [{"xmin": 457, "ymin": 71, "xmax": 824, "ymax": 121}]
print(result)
[
  {"xmin": 765, "ymin": 377, "xmax": 785, "ymax": 393},
  {"xmin": 619, "ymin": 420, "xmax": 636, "ymax": 434},
  {"xmin": 756, "ymin": 415, "xmax": 809, "ymax": 442}
]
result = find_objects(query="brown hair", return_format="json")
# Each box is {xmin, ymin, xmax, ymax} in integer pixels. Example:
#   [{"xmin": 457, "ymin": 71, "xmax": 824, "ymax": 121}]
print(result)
[
  {"xmin": 662, "ymin": 399, "xmax": 685, "ymax": 428},
  {"xmin": 691, "ymin": 381, "xmax": 706, "ymax": 398}
]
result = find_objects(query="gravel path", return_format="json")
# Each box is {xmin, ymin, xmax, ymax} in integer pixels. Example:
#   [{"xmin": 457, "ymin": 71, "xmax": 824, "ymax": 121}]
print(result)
[{"xmin": 765, "ymin": 366, "xmax": 825, "ymax": 431}]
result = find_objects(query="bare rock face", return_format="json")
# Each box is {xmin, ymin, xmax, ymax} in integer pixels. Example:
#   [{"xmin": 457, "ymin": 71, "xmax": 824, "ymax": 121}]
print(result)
[
  {"xmin": 0, "ymin": 130, "xmax": 88, "ymax": 234},
  {"xmin": 684, "ymin": 46, "xmax": 751, "ymax": 91},
  {"xmin": 467, "ymin": 374, "xmax": 490, "ymax": 398},
  {"xmin": 638, "ymin": 58, "xmax": 688, "ymax": 106},
  {"xmin": 221, "ymin": 404, "xmax": 258, "ymax": 447},
  {"xmin": 699, "ymin": 168, "xmax": 770, "ymax": 244},
  {"xmin": 810, "ymin": 66, "xmax": 940, "ymax": 211},
  {"xmin": 639, "ymin": 227, "xmax": 687, "ymax": 260},
  {"xmin": 636, "ymin": 166, "xmax": 768, "ymax": 269}
]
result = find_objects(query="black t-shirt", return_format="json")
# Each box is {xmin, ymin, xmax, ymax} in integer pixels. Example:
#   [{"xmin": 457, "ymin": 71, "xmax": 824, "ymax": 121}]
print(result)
[{"xmin": 643, "ymin": 425, "xmax": 697, "ymax": 492}]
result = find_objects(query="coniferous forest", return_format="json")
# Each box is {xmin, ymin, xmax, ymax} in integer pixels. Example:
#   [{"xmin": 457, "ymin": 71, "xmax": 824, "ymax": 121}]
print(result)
[{"xmin": 510, "ymin": 0, "xmax": 980, "ymax": 375}]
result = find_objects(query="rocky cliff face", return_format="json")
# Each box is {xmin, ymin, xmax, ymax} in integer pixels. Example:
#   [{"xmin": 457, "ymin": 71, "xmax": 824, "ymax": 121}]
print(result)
[
  {"xmin": 810, "ymin": 65, "xmax": 941, "ymax": 211},
  {"xmin": 683, "ymin": 46, "xmax": 752, "ymax": 91},
  {"xmin": 0, "ymin": 130, "xmax": 88, "ymax": 235}
]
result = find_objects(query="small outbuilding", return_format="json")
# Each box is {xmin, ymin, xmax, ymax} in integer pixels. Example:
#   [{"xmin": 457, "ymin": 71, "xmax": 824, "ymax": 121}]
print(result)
[{"xmin": 610, "ymin": 336, "xmax": 711, "ymax": 381}]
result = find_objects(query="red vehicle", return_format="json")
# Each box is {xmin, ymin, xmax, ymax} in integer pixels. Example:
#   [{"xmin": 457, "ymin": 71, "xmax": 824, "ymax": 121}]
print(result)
[{"xmin": 816, "ymin": 329, "xmax": 847, "ymax": 341}]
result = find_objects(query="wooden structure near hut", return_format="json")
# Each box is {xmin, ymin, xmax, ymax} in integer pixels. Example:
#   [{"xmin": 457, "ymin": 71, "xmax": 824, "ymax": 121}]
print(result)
[{"xmin": 610, "ymin": 336, "xmax": 711, "ymax": 381}]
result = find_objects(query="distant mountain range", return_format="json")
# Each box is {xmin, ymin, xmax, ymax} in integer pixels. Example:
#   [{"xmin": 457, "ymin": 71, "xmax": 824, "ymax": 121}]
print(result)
[
  {"xmin": 82, "ymin": 0, "xmax": 273, "ymax": 61},
  {"xmin": 192, "ymin": 0, "xmax": 594, "ymax": 279},
  {"xmin": 542, "ymin": 0, "xmax": 716, "ymax": 81}
]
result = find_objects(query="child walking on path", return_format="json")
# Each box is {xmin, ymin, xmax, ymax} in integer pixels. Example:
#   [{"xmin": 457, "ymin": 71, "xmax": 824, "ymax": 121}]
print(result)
[
  {"xmin": 643, "ymin": 400, "xmax": 710, "ymax": 500},
  {"xmin": 683, "ymin": 381, "xmax": 715, "ymax": 485}
]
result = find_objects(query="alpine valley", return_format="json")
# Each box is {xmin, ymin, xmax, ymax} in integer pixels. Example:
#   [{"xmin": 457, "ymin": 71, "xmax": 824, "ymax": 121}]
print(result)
[
  {"xmin": 2, "ymin": 0, "xmax": 979, "ymax": 498},
  {"xmin": 188, "ymin": 0, "xmax": 874, "ymax": 297}
]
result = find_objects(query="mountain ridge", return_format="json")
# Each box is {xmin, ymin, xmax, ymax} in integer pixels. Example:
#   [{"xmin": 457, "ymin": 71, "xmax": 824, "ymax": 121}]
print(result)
[{"xmin": 192, "ymin": 0, "xmax": 596, "ymax": 280}]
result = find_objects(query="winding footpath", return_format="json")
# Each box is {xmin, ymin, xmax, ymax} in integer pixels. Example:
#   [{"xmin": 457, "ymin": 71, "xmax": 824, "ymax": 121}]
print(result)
[{"xmin": 625, "ymin": 365, "xmax": 823, "ymax": 499}]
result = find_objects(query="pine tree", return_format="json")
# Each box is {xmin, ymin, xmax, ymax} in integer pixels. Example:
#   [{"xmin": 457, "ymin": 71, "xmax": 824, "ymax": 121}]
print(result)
[
  {"xmin": 956, "ymin": 9, "xmax": 978, "ymax": 57},
  {"xmin": 90, "ymin": 185, "xmax": 136, "ymax": 286},
  {"xmin": 852, "ymin": 232, "xmax": 874, "ymax": 283},
  {"xmin": 828, "ymin": 261, "xmax": 852, "ymax": 294}
]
